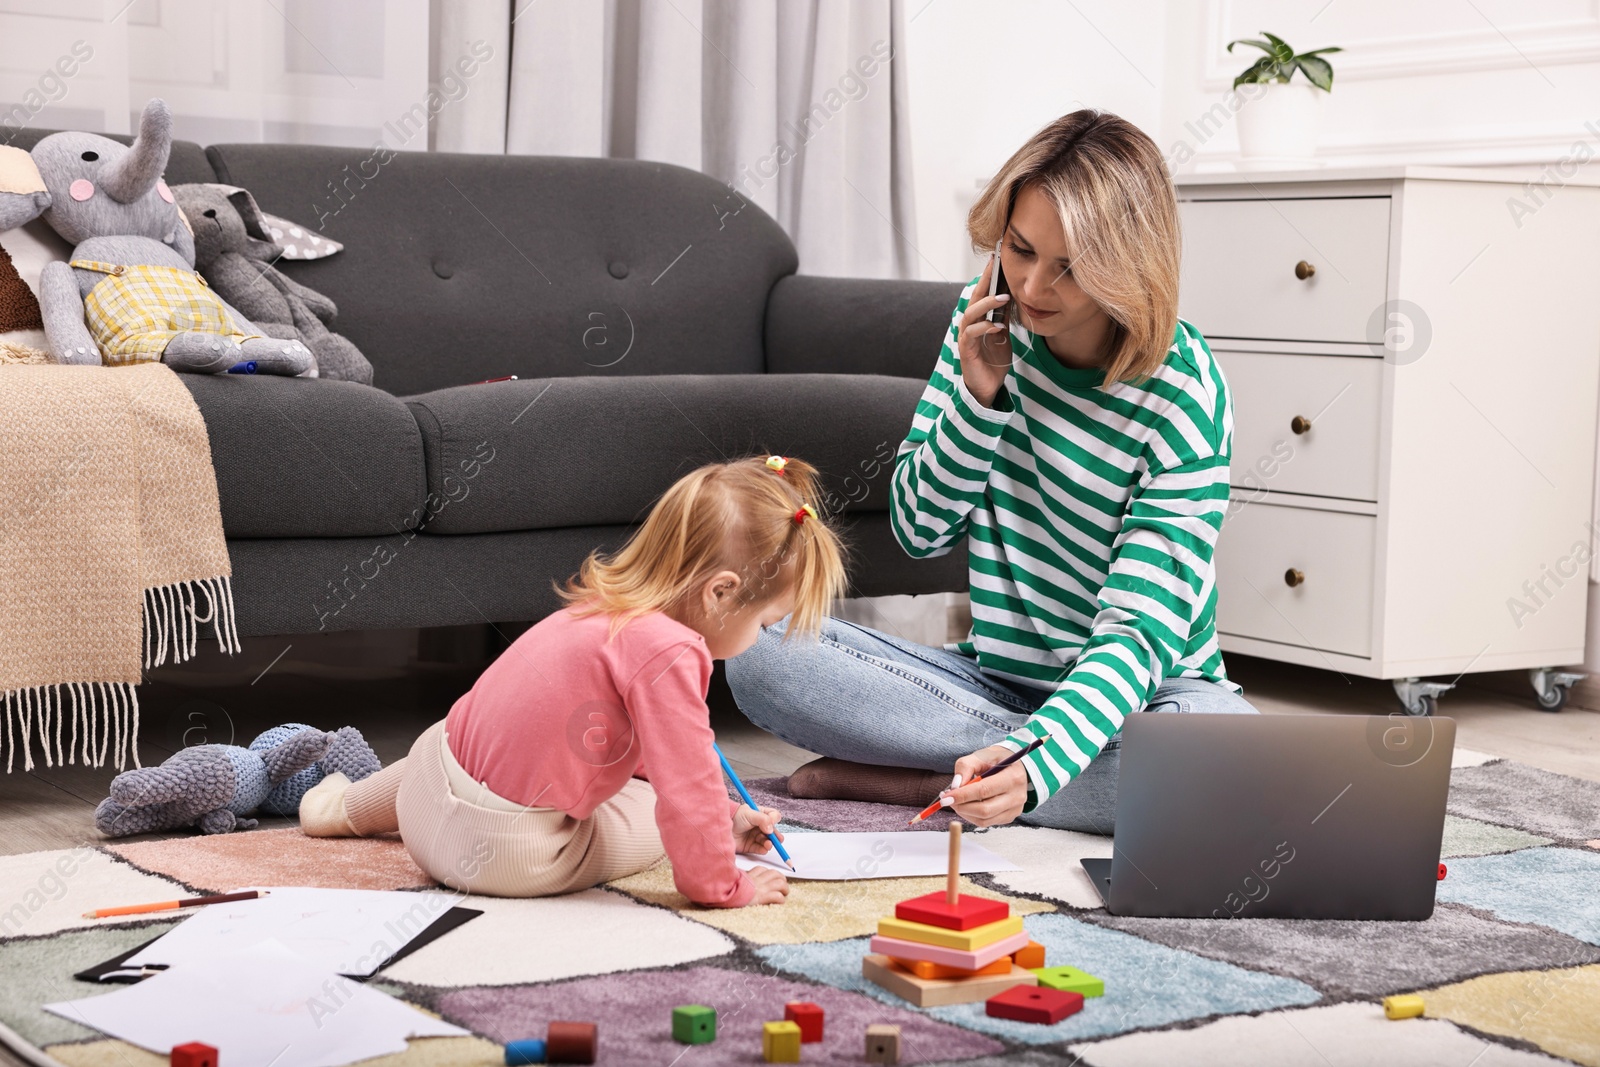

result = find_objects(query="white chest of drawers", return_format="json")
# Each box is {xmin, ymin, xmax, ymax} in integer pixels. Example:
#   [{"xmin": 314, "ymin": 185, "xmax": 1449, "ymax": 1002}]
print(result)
[{"xmin": 1177, "ymin": 166, "xmax": 1600, "ymax": 714}]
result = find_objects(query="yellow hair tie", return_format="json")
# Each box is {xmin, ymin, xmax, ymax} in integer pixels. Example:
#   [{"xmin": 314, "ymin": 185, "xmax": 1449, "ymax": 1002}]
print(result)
[
  {"xmin": 765, "ymin": 455, "xmax": 788, "ymax": 475},
  {"xmin": 792, "ymin": 504, "xmax": 817, "ymax": 525}
]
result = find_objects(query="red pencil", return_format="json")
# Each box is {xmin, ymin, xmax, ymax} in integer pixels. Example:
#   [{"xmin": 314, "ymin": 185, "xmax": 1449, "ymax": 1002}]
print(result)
[{"xmin": 909, "ymin": 738, "xmax": 1047, "ymax": 824}]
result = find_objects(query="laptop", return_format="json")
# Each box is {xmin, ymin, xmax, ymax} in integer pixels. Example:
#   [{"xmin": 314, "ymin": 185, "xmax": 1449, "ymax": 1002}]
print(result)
[{"xmin": 1081, "ymin": 712, "xmax": 1455, "ymax": 920}]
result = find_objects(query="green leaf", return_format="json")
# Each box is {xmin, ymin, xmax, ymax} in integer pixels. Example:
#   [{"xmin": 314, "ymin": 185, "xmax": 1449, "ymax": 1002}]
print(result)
[
  {"xmin": 1227, "ymin": 37, "xmax": 1274, "ymax": 55},
  {"xmin": 1260, "ymin": 31, "xmax": 1296, "ymax": 63},
  {"xmin": 1296, "ymin": 54, "xmax": 1334, "ymax": 91},
  {"xmin": 1231, "ymin": 55, "xmax": 1278, "ymax": 88},
  {"xmin": 1298, "ymin": 46, "xmax": 1343, "ymax": 56}
]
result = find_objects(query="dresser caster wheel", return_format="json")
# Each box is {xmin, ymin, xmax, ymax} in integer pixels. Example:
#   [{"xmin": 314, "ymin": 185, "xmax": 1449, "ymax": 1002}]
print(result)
[
  {"xmin": 1530, "ymin": 668, "xmax": 1584, "ymax": 713},
  {"xmin": 1393, "ymin": 677, "xmax": 1452, "ymax": 717}
]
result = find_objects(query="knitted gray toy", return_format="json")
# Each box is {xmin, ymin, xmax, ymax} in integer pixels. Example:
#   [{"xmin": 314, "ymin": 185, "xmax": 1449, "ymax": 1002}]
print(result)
[
  {"xmin": 172, "ymin": 183, "xmax": 374, "ymax": 384},
  {"xmin": 249, "ymin": 722, "xmax": 382, "ymax": 816},
  {"xmin": 94, "ymin": 728, "xmax": 331, "ymax": 837}
]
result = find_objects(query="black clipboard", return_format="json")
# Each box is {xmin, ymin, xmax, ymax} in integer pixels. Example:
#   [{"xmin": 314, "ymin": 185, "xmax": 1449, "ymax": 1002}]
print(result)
[{"xmin": 73, "ymin": 904, "xmax": 483, "ymax": 983}]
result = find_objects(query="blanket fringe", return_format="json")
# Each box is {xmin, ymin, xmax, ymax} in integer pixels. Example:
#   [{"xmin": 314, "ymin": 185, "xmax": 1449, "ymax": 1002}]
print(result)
[
  {"xmin": 1, "ymin": 681, "xmax": 140, "ymax": 773},
  {"xmin": 142, "ymin": 575, "xmax": 241, "ymax": 669}
]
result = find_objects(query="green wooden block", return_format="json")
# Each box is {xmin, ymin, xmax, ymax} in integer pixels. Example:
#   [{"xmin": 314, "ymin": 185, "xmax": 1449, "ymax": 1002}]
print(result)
[
  {"xmin": 1032, "ymin": 965, "xmax": 1105, "ymax": 997},
  {"xmin": 672, "ymin": 1004, "xmax": 717, "ymax": 1044}
]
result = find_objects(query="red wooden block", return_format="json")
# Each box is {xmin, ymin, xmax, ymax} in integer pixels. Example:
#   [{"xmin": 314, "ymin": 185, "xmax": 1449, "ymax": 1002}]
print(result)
[
  {"xmin": 171, "ymin": 1043, "xmax": 218, "ymax": 1067},
  {"xmin": 894, "ymin": 891, "xmax": 1010, "ymax": 931},
  {"xmin": 1438, "ymin": 863, "xmax": 1447, "ymax": 880},
  {"xmin": 784, "ymin": 1001, "xmax": 824, "ymax": 1043},
  {"xmin": 1011, "ymin": 940, "xmax": 1046, "ymax": 969},
  {"xmin": 547, "ymin": 1021, "xmax": 598, "ymax": 1064},
  {"xmin": 985, "ymin": 985, "xmax": 1084, "ymax": 1025}
]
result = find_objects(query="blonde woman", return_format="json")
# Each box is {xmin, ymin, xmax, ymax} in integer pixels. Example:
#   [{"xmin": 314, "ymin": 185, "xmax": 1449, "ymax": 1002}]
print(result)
[
  {"xmin": 300, "ymin": 456, "xmax": 846, "ymax": 907},
  {"xmin": 727, "ymin": 111, "xmax": 1257, "ymax": 833}
]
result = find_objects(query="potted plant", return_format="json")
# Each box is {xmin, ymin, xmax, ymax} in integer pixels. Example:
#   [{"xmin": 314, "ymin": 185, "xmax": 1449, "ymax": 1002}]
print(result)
[{"xmin": 1228, "ymin": 32, "xmax": 1342, "ymax": 164}]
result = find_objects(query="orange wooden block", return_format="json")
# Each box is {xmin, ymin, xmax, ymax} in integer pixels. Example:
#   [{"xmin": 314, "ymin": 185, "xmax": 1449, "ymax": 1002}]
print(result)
[
  {"xmin": 888, "ymin": 955, "xmax": 1013, "ymax": 980},
  {"xmin": 1011, "ymin": 940, "xmax": 1045, "ymax": 969}
]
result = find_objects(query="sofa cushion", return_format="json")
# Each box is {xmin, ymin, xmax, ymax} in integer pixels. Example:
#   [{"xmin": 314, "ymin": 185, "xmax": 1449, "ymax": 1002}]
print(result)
[
  {"xmin": 403, "ymin": 374, "xmax": 921, "ymax": 535},
  {"xmin": 181, "ymin": 374, "xmax": 427, "ymax": 539},
  {"xmin": 765, "ymin": 275, "xmax": 963, "ymax": 378},
  {"xmin": 204, "ymin": 145, "xmax": 800, "ymax": 396}
]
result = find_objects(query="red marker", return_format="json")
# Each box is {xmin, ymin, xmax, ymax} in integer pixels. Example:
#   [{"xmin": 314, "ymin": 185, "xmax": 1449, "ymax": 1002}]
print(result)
[{"xmin": 910, "ymin": 738, "xmax": 1046, "ymax": 824}]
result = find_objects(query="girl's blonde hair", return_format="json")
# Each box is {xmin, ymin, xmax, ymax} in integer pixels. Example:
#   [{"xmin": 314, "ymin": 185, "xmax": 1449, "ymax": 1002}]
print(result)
[
  {"xmin": 968, "ymin": 110, "xmax": 1180, "ymax": 385},
  {"xmin": 559, "ymin": 456, "xmax": 848, "ymax": 639}
]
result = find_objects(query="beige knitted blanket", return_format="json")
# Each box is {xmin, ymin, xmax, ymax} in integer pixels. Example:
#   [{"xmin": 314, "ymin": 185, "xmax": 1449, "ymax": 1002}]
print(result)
[{"xmin": 0, "ymin": 363, "xmax": 238, "ymax": 773}]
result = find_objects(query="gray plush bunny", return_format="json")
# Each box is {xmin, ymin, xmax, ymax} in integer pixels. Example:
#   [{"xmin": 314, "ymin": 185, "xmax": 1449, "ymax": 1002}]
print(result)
[
  {"xmin": 173, "ymin": 183, "xmax": 373, "ymax": 384},
  {"xmin": 94, "ymin": 727, "xmax": 332, "ymax": 837},
  {"xmin": 21, "ymin": 97, "xmax": 311, "ymax": 375}
]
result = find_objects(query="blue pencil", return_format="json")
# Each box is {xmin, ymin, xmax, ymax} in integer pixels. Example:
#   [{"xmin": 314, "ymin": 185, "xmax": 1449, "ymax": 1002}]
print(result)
[{"xmin": 713, "ymin": 742, "xmax": 795, "ymax": 872}]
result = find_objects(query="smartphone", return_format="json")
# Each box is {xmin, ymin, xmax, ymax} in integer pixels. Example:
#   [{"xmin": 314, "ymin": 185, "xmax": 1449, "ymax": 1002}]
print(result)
[{"xmin": 986, "ymin": 239, "xmax": 1010, "ymax": 329}]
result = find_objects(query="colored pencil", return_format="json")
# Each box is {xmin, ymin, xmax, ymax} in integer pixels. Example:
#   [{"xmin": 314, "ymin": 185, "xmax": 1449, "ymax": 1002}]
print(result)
[
  {"xmin": 83, "ymin": 889, "xmax": 267, "ymax": 919},
  {"xmin": 713, "ymin": 742, "xmax": 795, "ymax": 872},
  {"xmin": 909, "ymin": 738, "xmax": 1048, "ymax": 824}
]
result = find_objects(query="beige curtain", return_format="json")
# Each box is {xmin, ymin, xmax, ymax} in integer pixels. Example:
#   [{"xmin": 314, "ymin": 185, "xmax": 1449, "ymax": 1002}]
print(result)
[{"xmin": 430, "ymin": 0, "xmax": 917, "ymax": 280}]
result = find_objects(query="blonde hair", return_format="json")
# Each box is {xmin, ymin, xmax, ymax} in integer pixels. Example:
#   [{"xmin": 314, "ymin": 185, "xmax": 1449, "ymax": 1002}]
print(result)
[
  {"xmin": 967, "ymin": 110, "xmax": 1180, "ymax": 385},
  {"xmin": 559, "ymin": 456, "xmax": 848, "ymax": 640}
]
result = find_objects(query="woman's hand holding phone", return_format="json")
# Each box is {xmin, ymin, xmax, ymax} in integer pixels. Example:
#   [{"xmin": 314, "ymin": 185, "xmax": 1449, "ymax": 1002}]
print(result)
[{"xmin": 958, "ymin": 252, "xmax": 1013, "ymax": 409}]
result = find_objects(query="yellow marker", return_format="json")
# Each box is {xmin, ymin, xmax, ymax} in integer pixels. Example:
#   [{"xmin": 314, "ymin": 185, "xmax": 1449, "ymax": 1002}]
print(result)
[{"xmin": 1384, "ymin": 994, "xmax": 1425, "ymax": 1019}]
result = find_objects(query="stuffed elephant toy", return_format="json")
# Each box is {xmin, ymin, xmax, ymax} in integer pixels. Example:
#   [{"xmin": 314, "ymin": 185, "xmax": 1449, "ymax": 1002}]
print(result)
[
  {"xmin": 173, "ymin": 183, "xmax": 373, "ymax": 383},
  {"xmin": 10, "ymin": 97, "xmax": 311, "ymax": 374},
  {"xmin": 249, "ymin": 722, "xmax": 382, "ymax": 816}
]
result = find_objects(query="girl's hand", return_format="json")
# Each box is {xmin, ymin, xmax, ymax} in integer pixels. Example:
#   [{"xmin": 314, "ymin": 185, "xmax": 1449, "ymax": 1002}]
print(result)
[
  {"xmin": 957, "ymin": 254, "xmax": 1013, "ymax": 409},
  {"xmin": 745, "ymin": 866, "xmax": 790, "ymax": 905},
  {"xmin": 945, "ymin": 744, "xmax": 1028, "ymax": 827},
  {"xmin": 733, "ymin": 804, "xmax": 784, "ymax": 854}
]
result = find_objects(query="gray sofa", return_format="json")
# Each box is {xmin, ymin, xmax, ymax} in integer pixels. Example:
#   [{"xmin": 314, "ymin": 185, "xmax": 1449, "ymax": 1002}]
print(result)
[{"xmin": 11, "ymin": 129, "xmax": 967, "ymax": 637}]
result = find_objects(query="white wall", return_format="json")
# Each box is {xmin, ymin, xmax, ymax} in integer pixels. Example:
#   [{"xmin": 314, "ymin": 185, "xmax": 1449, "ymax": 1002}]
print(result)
[{"xmin": 903, "ymin": 0, "xmax": 1168, "ymax": 285}]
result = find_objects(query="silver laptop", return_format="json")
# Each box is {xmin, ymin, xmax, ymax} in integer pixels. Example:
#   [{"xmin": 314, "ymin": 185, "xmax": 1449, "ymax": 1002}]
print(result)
[{"xmin": 1081, "ymin": 712, "xmax": 1454, "ymax": 920}]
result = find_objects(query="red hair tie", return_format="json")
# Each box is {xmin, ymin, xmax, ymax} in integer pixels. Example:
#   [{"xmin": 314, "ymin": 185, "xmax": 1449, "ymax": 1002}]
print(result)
[{"xmin": 793, "ymin": 504, "xmax": 817, "ymax": 525}]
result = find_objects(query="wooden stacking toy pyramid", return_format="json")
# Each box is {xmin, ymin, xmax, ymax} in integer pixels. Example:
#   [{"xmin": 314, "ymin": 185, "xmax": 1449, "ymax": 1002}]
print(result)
[{"xmin": 862, "ymin": 823, "xmax": 1040, "ymax": 1007}]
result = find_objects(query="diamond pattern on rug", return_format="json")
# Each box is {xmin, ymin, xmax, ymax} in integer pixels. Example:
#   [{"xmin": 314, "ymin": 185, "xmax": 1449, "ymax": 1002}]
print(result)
[
  {"xmin": 1083, "ymin": 901, "xmax": 1600, "ymax": 999},
  {"xmin": 1448, "ymin": 762, "xmax": 1600, "ymax": 841},
  {"xmin": 758, "ymin": 913, "xmax": 1320, "ymax": 1044},
  {"xmin": 1440, "ymin": 815, "xmax": 1551, "ymax": 858},
  {"xmin": 0, "ymin": 919, "xmax": 180, "ymax": 1047},
  {"xmin": 0, "ymin": 849, "xmax": 188, "ymax": 937},
  {"xmin": 106, "ymin": 827, "xmax": 435, "ymax": 893},
  {"xmin": 1437, "ymin": 848, "xmax": 1600, "ymax": 945},
  {"xmin": 378, "ymin": 887, "xmax": 735, "ymax": 987},
  {"xmin": 1066, "ymin": 1000, "xmax": 1570, "ymax": 1067},
  {"xmin": 969, "ymin": 825, "xmax": 1113, "ymax": 909},
  {"xmin": 746, "ymin": 777, "xmax": 958, "ymax": 833},
  {"xmin": 606, "ymin": 863, "xmax": 1051, "ymax": 945},
  {"xmin": 434, "ymin": 963, "xmax": 1004, "ymax": 1064},
  {"xmin": 1420, "ymin": 964, "xmax": 1600, "ymax": 1067}
]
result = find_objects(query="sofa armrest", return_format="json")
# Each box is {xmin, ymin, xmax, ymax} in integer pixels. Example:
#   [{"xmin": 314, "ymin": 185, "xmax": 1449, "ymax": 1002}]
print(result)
[{"xmin": 764, "ymin": 274, "xmax": 962, "ymax": 378}]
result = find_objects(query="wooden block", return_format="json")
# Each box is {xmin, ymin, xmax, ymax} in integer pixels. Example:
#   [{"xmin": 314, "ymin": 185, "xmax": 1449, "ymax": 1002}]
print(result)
[
  {"xmin": 864, "ymin": 1024, "xmax": 901, "ymax": 1065},
  {"xmin": 862, "ymin": 954, "xmax": 1036, "ymax": 1008},
  {"xmin": 986, "ymin": 984, "xmax": 1084, "ymax": 1024},
  {"xmin": 1033, "ymin": 965, "xmax": 1104, "ymax": 997},
  {"xmin": 1384, "ymin": 994, "xmax": 1425, "ymax": 1020},
  {"xmin": 890, "ymin": 955, "xmax": 1013, "ymax": 980},
  {"xmin": 876, "ymin": 913, "xmax": 1024, "ymax": 952},
  {"xmin": 171, "ymin": 1043, "xmax": 217, "ymax": 1067},
  {"xmin": 894, "ymin": 890, "xmax": 1010, "ymax": 930},
  {"xmin": 505, "ymin": 1039, "xmax": 546, "ymax": 1065},
  {"xmin": 869, "ymin": 930, "xmax": 1031, "ymax": 970},
  {"xmin": 1011, "ymin": 939, "xmax": 1045, "ymax": 969},
  {"xmin": 762, "ymin": 1020, "xmax": 802, "ymax": 1062},
  {"xmin": 671, "ymin": 1004, "xmax": 716, "ymax": 1044},
  {"xmin": 547, "ymin": 1021, "xmax": 597, "ymax": 1064},
  {"xmin": 783, "ymin": 1001, "xmax": 824, "ymax": 1043}
]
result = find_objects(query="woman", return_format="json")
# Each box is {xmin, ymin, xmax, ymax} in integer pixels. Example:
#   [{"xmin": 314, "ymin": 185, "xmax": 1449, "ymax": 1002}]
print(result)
[{"xmin": 726, "ymin": 110, "xmax": 1258, "ymax": 834}]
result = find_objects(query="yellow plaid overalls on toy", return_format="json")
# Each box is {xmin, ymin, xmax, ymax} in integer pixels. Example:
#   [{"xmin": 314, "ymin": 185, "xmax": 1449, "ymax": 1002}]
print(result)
[{"xmin": 69, "ymin": 260, "xmax": 258, "ymax": 366}]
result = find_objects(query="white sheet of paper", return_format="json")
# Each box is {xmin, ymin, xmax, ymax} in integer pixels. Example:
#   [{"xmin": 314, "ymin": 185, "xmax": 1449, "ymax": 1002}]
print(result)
[
  {"xmin": 122, "ymin": 886, "xmax": 457, "ymax": 976},
  {"xmin": 45, "ymin": 940, "xmax": 466, "ymax": 1067},
  {"xmin": 735, "ymin": 831, "xmax": 1021, "ymax": 880}
]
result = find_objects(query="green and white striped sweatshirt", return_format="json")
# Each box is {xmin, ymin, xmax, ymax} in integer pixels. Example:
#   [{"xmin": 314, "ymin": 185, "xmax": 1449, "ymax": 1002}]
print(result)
[{"xmin": 890, "ymin": 279, "xmax": 1241, "ymax": 810}]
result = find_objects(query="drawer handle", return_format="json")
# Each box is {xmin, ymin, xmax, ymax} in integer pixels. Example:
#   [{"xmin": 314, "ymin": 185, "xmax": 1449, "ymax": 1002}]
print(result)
[
  {"xmin": 1294, "ymin": 260, "xmax": 1316, "ymax": 280},
  {"xmin": 1290, "ymin": 415, "xmax": 1312, "ymax": 435},
  {"xmin": 1285, "ymin": 568, "xmax": 1305, "ymax": 588}
]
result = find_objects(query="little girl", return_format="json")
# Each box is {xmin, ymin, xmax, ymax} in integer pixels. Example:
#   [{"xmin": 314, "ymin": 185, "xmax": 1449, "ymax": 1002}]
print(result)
[{"xmin": 299, "ymin": 455, "xmax": 847, "ymax": 908}]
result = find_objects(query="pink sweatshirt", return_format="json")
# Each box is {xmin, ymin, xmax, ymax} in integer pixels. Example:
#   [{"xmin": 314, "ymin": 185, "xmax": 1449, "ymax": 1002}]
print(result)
[{"xmin": 444, "ymin": 606, "xmax": 755, "ymax": 908}]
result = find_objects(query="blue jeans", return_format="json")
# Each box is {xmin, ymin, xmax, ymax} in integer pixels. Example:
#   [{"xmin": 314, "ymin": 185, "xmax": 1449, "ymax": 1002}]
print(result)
[{"xmin": 724, "ymin": 616, "xmax": 1258, "ymax": 834}]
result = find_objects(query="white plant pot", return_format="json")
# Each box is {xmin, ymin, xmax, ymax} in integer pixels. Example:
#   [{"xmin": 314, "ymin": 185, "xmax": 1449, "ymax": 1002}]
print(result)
[{"xmin": 1235, "ymin": 82, "xmax": 1322, "ymax": 163}]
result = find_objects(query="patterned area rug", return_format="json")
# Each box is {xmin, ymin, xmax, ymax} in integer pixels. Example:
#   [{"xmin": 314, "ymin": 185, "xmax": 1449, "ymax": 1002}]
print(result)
[{"xmin": 1, "ymin": 752, "xmax": 1597, "ymax": 1066}]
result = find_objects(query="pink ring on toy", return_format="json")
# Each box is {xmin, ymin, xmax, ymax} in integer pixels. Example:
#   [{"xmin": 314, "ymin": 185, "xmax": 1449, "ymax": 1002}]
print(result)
[
  {"xmin": 69, "ymin": 179, "xmax": 94, "ymax": 201},
  {"xmin": 157, "ymin": 180, "xmax": 174, "ymax": 203}
]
